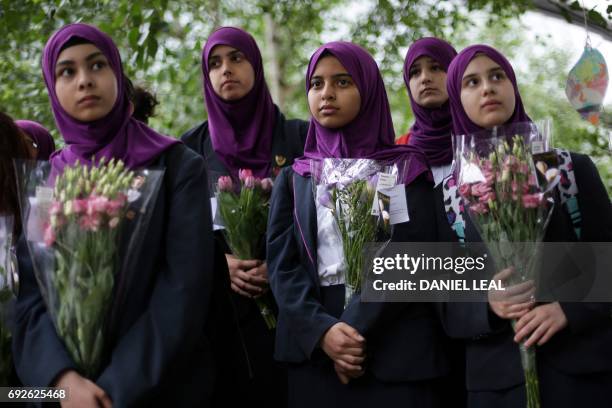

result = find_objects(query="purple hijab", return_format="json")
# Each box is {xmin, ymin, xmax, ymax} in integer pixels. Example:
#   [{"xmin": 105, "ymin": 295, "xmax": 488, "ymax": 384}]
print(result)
[
  {"xmin": 293, "ymin": 41, "xmax": 429, "ymax": 184},
  {"xmin": 15, "ymin": 120, "xmax": 56, "ymax": 160},
  {"xmin": 202, "ymin": 27, "xmax": 277, "ymax": 178},
  {"xmin": 446, "ymin": 44, "xmax": 531, "ymax": 136},
  {"xmin": 43, "ymin": 23, "xmax": 179, "ymax": 173},
  {"xmin": 404, "ymin": 37, "xmax": 457, "ymax": 166}
]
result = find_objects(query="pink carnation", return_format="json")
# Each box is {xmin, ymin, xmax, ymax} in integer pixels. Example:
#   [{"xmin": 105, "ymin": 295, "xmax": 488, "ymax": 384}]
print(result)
[
  {"xmin": 471, "ymin": 182, "xmax": 491, "ymax": 197},
  {"xmin": 458, "ymin": 183, "xmax": 471, "ymax": 198},
  {"xmin": 87, "ymin": 196, "xmax": 109, "ymax": 215},
  {"xmin": 49, "ymin": 201, "xmax": 62, "ymax": 216},
  {"xmin": 479, "ymin": 191, "xmax": 496, "ymax": 203},
  {"xmin": 470, "ymin": 202, "xmax": 489, "ymax": 215},
  {"xmin": 72, "ymin": 199, "xmax": 87, "ymax": 214},
  {"xmin": 107, "ymin": 199, "xmax": 124, "ymax": 217},
  {"xmin": 522, "ymin": 193, "xmax": 543, "ymax": 209},
  {"xmin": 79, "ymin": 214, "xmax": 101, "ymax": 231},
  {"xmin": 43, "ymin": 225, "xmax": 56, "ymax": 247}
]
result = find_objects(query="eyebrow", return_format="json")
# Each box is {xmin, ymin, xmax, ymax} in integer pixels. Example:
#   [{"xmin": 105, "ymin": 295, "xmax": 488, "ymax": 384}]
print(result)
[
  {"xmin": 310, "ymin": 73, "xmax": 352, "ymax": 80},
  {"xmin": 462, "ymin": 66, "xmax": 504, "ymax": 81},
  {"xmin": 56, "ymin": 51, "xmax": 105, "ymax": 68},
  {"xmin": 209, "ymin": 49, "xmax": 243, "ymax": 60}
]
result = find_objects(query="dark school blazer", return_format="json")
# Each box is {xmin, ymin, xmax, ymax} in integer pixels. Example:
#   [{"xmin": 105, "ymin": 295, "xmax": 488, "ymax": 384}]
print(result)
[
  {"xmin": 440, "ymin": 152, "xmax": 612, "ymax": 392},
  {"xmin": 12, "ymin": 144, "xmax": 216, "ymax": 407},
  {"xmin": 267, "ymin": 166, "xmax": 450, "ymax": 382}
]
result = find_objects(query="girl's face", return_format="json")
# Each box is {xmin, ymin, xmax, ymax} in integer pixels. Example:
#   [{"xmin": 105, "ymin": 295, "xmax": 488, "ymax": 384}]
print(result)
[
  {"xmin": 460, "ymin": 54, "xmax": 516, "ymax": 128},
  {"xmin": 208, "ymin": 45, "xmax": 255, "ymax": 101},
  {"xmin": 308, "ymin": 55, "xmax": 361, "ymax": 129},
  {"xmin": 55, "ymin": 43, "xmax": 118, "ymax": 122},
  {"xmin": 408, "ymin": 56, "xmax": 448, "ymax": 108}
]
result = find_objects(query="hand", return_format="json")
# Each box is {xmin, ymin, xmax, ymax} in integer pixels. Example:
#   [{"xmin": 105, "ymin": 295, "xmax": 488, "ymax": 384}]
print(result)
[
  {"xmin": 320, "ymin": 322, "xmax": 366, "ymax": 378},
  {"xmin": 245, "ymin": 262, "xmax": 270, "ymax": 298},
  {"xmin": 488, "ymin": 267, "xmax": 535, "ymax": 320},
  {"xmin": 225, "ymin": 255, "xmax": 267, "ymax": 298},
  {"xmin": 55, "ymin": 370, "xmax": 112, "ymax": 408},
  {"xmin": 513, "ymin": 302, "xmax": 568, "ymax": 348}
]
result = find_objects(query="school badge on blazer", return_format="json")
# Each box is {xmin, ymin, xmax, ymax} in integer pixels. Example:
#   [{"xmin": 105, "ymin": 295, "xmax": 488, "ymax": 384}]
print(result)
[{"xmin": 275, "ymin": 155, "xmax": 287, "ymax": 167}]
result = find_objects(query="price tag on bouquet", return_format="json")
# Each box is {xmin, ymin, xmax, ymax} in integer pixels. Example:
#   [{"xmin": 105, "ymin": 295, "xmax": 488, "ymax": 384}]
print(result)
[{"xmin": 371, "ymin": 172, "xmax": 397, "ymax": 216}]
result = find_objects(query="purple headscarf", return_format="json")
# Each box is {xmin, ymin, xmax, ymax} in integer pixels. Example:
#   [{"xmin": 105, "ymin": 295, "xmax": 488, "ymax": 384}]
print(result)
[
  {"xmin": 15, "ymin": 120, "xmax": 56, "ymax": 160},
  {"xmin": 404, "ymin": 37, "xmax": 457, "ymax": 166},
  {"xmin": 43, "ymin": 23, "xmax": 179, "ymax": 173},
  {"xmin": 446, "ymin": 44, "xmax": 531, "ymax": 136},
  {"xmin": 202, "ymin": 27, "xmax": 277, "ymax": 178},
  {"xmin": 292, "ymin": 41, "xmax": 429, "ymax": 184}
]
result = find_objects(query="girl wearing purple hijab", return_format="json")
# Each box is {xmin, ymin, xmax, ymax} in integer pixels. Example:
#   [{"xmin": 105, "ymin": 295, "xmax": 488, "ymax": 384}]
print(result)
[
  {"xmin": 12, "ymin": 23, "xmax": 217, "ymax": 407},
  {"xmin": 181, "ymin": 26, "xmax": 308, "ymax": 408},
  {"xmin": 267, "ymin": 41, "xmax": 449, "ymax": 408},
  {"xmin": 444, "ymin": 44, "xmax": 612, "ymax": 408},
  {"xmin": 15, "ymin": 120, "xmax": 56, "ymax": 160}
]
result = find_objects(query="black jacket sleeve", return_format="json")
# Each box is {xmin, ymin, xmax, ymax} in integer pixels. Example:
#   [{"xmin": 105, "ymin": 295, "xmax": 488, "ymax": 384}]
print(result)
[{"xmin": 266, "ymin": 168, "xmax": 338, "ymax": 358}]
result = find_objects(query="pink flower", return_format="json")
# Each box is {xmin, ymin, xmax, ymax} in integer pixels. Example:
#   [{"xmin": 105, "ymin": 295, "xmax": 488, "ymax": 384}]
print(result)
[
  {"xmin": 527, "ymin": 174, "xmax": 537, "ymax": 187},
  {"xmin": 49, "ymin": 201, "xmax": 62, "ymax": 216},
  {"xmin": 519, "ymin": 163, "xmax": 530, "ymax": 174},
  {"xmin": 243, "ymin": 176, "xmax": 256, "ymax": 189},
  {"xmin": 471, "ymin": 182, "xmax": 491, "ymax": 197},
  {"xmin": 458, "ymin": 183, "xmax": 471, "ymax": 198},
  {"xmin": 261, "ymin": 178, "xmax": 274, "ymax": 193},
  {"xmin": 483, "ymin": 169, "xmax": 495, "ymax": 186},
  {"xmin": 522, "ymin": 193, "xmax": 543, "ymax": 209},
  {"xmin": 218, "ymin": 176, "xmax": 233, "ymax": 192},
  {"xmin": 108, "ymin": 217, "xmax": 120, "ymax": 229},
  {"xmin": 479, "ymin": 191, "xmax": 496, "ymax": 203},
  {"xmin": 87, "ymin": 196, "xmax": 109, "ymax": 215},
  {"xmin": 43, "ymin": 225, "xmax": 56, "ymax": 247},
  {"xmin": 107, "ymin": 199, "xmax": 124, "ymax": 217},
  {"xmin": 470, "ymin": 202, "xmax": 489, "ymax": 215},
  {"xmin": 79, "ymin": 214, "xmax": 101, "ymax": 231},
  {"xmin": 238, "ymin": 169, "xmax": 253, "ymax": 182},
  {"xmin": 72, "ymin": 199, "xmax": 87, "ymax": 214}
]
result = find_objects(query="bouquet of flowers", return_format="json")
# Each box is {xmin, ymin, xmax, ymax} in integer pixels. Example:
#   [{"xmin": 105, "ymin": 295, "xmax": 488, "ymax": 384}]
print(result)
[
  {"xmin": 215, "ymin": 169, "xmax": 276, "ymax": 329},
  {"xmin": 455, "ymin": 123, "xmax": 557, "ymax": 408},
  {"xmin": 0, "ymin": 215, "xmax": 16, "ymax": 385},
  {"xmin": 313, "ymin": 159, "xmax": 401, "ymax": 307},
  {"xmin": 16, "ymin": 158, "xmax": 164, "ymax": 377}
]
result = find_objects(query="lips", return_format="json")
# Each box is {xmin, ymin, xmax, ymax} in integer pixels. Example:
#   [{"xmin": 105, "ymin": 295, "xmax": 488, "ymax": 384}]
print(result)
[
  {"xmin": 420, "ymin": 87, "xmax": 438, "ymax": 95},
  {"xmin": 77, "ymin": 95, "xmax": 101, "ymax": 106},
  {"xmin": 221, "ymin": 80, "xmax": 239, "ymax": 88},
  {"xmin": 320, "ymin": 105, "xmax": 338, "ymax": 115},
  {"xmin": 481, "ymin": 100, "xmax": 502, "ymax": 109}
]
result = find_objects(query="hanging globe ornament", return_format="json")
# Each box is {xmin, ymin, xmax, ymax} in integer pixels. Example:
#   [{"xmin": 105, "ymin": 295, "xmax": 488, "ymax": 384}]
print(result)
[{"xmin": 565, "ymin": 4, "xmax": 609, "ymax": 126}]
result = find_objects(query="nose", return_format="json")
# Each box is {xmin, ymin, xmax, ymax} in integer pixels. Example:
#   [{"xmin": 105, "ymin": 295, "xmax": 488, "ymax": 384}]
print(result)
[
  {"xmin": 321, "ymin": 81, "xmax": 335, "ymax": 101},
  {"xmin": 420, "ymin": 69, "xmax": 432, "ymax": 84},
  {"xmin": 77, "ymin": 69, "xmax": 94, "ymax": 90},
  {"xmin": 221, "ymin": 59, "xmax": 232, "ymax": 76},
  {"xmin": 482, "ymin": 78, "xmax": 495, "ymax": 96}
]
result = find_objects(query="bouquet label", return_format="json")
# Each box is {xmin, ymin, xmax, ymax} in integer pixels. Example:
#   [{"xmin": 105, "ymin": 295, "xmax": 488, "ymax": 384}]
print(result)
[
  {"xmin": 531, "ymin": 140, "xmax": 544, "ymax": 154},
  {"xmin": 379, "ymin": 184, "xmax": 409, "ymax": 225},
  {"xmin": 371, "ymin": 172, "xmax": 397, "ymax": 216}
]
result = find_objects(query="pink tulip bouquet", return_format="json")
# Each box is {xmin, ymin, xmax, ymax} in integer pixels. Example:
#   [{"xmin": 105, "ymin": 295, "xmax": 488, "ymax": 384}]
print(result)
[{"xmin": 216, "ymin": 169, "xmax": 276, "ymax": 329}]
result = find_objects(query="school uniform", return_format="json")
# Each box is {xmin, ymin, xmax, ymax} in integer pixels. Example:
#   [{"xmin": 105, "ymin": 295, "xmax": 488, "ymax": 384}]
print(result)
[
  {"xmin": 267, "ymin": 167, "xmax": 450, "ymax": 408},
  {"xmin": 440, "ymin": 153, "xmax": 612, "ymax": 408},
  {"xmin": 13, "ymin": 144, "xmax": 216, "ymax": 407},
  {"xmin": 181, "ymin": 108, "xmax": 308, "ymax": 407}
]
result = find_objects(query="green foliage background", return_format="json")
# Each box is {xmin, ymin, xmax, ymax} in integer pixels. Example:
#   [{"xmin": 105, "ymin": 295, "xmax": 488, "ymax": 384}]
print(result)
[{"xmin": 0, "ymin": 0, "xmax": 610, "ymax": 193}]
